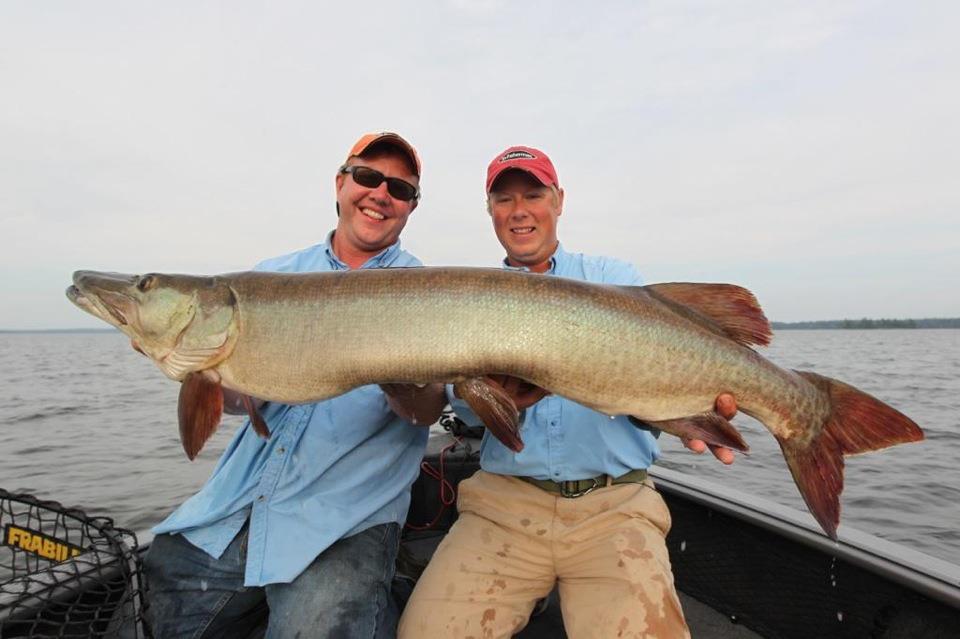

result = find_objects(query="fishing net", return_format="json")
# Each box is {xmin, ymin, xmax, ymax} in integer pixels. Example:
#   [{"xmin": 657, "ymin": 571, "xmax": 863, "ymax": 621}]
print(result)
[{"xmin": 0, "ymin": 489, "xmax": 148, "ymax": 638}]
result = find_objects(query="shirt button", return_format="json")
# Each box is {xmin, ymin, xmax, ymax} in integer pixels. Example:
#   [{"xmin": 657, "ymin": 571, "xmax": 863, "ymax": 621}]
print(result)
[{"xmin": 277, "ymin": 447, "xmax": 286, "ymax": 454}]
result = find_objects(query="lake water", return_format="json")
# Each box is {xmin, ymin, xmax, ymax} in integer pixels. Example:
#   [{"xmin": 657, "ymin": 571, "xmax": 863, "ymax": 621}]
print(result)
[{"xmin": 1, "ymin": 329, "xmax": 958, "ymax": 564}]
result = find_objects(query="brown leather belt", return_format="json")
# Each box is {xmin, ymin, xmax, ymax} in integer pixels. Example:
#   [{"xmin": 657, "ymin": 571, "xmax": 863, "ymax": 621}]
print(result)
[{"xmin": 519, "ymin": 469, "xmax": 648, "ymax": 498}]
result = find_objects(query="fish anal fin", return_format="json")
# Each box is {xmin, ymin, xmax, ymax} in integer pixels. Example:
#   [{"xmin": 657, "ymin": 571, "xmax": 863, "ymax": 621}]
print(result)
[
  {"xmin": 177, "ymin": 372, "xmax": 224, "ymax": 460},
  {"xmin": 779, "ymin": 370, "xmax": 924, "ymax": 539},
  {"xmin": 637, "ymin": 283, "xmax": 772, "ymax": 347},
  {"xmin": 455, "ymin": 377, "xmax": 523, "ymax": 452},
  {"xmin": 645, "ymin": 412, "xmax": 750, "ymax": 453},
  {"xmin": 241, "ymin": 394, "xmax": 270, "ymax": 439}
]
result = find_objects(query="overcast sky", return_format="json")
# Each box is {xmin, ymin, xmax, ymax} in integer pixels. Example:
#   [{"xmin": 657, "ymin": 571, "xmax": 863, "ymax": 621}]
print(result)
[{"xmin": 2, "ymin": 1, "xmax": 958, "ymax": 329}]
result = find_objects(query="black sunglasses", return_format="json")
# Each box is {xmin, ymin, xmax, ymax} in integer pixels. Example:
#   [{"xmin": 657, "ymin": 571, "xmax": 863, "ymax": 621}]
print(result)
[{"xmin": 340, "ymin": 165, "xmax": 420, "ymax": 202}]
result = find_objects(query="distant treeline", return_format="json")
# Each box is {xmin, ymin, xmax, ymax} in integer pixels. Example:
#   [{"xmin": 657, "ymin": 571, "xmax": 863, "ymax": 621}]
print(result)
[{"xmin": 772, "ymin": 318, "xmax": 960, "ymax": 330}]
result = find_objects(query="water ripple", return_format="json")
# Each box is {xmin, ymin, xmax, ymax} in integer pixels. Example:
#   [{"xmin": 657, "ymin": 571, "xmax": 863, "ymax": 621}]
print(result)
[{"xmin": 2, "ymin": 329, "xmax": 959, "ymax": 564}]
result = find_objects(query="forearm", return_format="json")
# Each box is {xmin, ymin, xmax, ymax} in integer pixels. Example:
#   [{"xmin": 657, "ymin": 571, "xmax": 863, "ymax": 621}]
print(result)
[{"xmin": 381, "ymin": 383, "xmax": 447, "ymax": 426}]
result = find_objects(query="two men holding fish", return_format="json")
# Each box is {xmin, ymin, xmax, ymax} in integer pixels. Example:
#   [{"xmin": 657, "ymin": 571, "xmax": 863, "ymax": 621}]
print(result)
[
  {"xmin": 95, "ymin": 135, "xmax": 730, "ymax": 639},
  {"xmin": 72, "ymin": 134, "xmax": 922, "ymax": 638}
]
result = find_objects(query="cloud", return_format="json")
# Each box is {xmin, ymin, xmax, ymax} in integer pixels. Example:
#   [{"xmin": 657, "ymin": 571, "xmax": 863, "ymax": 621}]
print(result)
[{"xmin": 1, "ymin": 1, "xmax": 958, "ymax": 328}]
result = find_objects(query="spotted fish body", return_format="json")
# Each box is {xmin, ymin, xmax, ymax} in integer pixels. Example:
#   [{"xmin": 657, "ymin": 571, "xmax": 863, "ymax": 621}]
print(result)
[{"xmin": 67, "ymin": 267, "xmax": 923, "ymax": 538}]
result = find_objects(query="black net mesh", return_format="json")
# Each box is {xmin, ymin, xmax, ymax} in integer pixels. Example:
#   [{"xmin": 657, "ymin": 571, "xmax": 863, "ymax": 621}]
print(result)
[{"xmin": 0, "ymin": 489, "xmax": 147, "ymax": 638}]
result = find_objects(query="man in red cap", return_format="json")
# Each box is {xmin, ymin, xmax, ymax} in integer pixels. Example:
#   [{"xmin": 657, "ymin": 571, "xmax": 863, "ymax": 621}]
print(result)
[
  {"xmin": 399, "ymin": 145, "xmax": 737, "ymax": 639},
  {"xmin": 132, "ymin": 132, "xmax": 446, "ymax": 638}
]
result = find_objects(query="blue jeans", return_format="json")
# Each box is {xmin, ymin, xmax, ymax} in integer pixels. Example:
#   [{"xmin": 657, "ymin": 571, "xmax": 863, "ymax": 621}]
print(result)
[{"xmin": 141, "ymin": 522, "xmax": 401, "ymax": 639}]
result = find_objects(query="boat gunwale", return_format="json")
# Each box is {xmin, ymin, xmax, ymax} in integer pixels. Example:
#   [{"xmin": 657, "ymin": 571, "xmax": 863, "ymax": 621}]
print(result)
[{"xmin": 650, "ymin": 465, "xmax": 960, "ymax": 609}]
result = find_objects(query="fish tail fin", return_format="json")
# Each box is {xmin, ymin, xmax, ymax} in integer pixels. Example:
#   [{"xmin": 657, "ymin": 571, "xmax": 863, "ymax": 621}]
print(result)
[
  {"xmin": 178, "ymin": 372, "xmax": 224, "ymax": 460},
  {"xmin": 778, "ymin": 370, "xmax": 924, "ymax": 539}
]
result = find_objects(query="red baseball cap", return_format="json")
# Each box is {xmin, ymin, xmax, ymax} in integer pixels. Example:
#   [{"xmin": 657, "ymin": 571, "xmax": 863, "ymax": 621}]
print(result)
[
  {"xmin": 346, "ymin": 131, "xmax": 421, "ymax": 177},
  {"xmin": 486, "ymin": 145, "xmax": 559, "ymax": 193}
]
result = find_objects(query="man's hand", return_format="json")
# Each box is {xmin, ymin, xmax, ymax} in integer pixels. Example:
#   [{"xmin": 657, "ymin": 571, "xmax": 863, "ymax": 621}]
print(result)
[
  {"xmin": 681, "ymin": 393, "xmax": 737, "ymax": 465},
  {"xmin": 485, "ymin": 375, "xmax": 550, "ymax": 410}
]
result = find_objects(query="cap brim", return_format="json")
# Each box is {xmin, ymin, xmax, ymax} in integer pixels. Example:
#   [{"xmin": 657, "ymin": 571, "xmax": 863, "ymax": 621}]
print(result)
[
  {"xmin": 487, "ymin": 165, "xmax": 554, "ymax": 192},
  {"xmin": 349, "ymin": 133, "xmax": 421, "ymax": 176}
]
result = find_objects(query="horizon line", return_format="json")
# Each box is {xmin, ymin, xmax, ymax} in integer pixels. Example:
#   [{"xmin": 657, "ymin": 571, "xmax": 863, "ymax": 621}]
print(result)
[{"xmin": 4, "ymin": 317, "xmax": 960, "ymax": 333}]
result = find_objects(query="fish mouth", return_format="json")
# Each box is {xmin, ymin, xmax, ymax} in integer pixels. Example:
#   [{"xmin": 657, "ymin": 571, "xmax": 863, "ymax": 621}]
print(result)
[
  {"xmin": 66, "ymin": 283, "xmax": 118, "ymax": 325},
  {"xmin": 67, "ymin": 271, "xmax": 139, "ymax": 328}
]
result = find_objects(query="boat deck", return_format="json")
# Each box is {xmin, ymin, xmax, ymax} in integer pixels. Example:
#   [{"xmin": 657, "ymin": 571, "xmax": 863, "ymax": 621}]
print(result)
[{"xmin": 679, "ymin": 593, "xmax": 760, "ymax": 638}]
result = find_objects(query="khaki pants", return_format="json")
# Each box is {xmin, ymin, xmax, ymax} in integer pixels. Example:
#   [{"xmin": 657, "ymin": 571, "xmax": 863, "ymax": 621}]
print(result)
[{"xmin": 398, "ymin": 471, "xmax": 689, "ymax": 639}]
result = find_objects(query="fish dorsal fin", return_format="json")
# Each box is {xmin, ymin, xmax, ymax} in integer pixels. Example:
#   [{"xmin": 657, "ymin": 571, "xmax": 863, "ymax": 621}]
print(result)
[{"xmin": 625, "ymin": 283, "xmax": 772, "ymax": 347}]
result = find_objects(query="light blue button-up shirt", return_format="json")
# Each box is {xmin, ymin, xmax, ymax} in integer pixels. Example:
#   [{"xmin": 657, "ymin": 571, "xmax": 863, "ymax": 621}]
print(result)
[
  {"xmin": 448, "ymin": 243, "xmax": 661, "ymax": 481},
  {"xmin": 153, "ymin": 233, "xmax": 429, "ymax": 586}
]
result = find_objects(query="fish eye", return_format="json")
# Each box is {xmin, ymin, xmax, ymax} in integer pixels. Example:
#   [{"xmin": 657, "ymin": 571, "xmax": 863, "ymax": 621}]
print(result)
[{"xmin": 137, "ymin": 275, "xmax": 157, "ymax": 292}]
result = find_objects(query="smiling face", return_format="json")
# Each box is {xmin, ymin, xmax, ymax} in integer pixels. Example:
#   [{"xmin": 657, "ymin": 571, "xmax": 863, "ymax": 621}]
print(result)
[
  {"xmin": 332, "ymin": 147, "xmax": 420, "ymax": 269},
  {"xmin": 488, "ymin": 169, "xmax": 564, "ymax": 273}
]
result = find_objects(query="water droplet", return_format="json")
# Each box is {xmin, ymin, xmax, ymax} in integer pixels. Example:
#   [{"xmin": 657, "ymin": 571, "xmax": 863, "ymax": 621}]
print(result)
[
  {"xmin": 609, "ymin": 415, "xmax": 615, "ymax": 420},
  {"xmin": 837, "ymin": 611, "xmax": 844, "ymax": 622},
  {"xmin": 200, "ymin": 579, "xmax": 208, "ymax": 592},
  {"xmin": 680, "ymin": 541, "xmax": 687, "ymax": 552}
]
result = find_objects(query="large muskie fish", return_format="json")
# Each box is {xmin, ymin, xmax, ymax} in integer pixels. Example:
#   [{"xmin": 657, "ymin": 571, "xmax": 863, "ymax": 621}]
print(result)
[{"xmin": 67, "ymin": 267, "xmax": 922, "ymax": 538}]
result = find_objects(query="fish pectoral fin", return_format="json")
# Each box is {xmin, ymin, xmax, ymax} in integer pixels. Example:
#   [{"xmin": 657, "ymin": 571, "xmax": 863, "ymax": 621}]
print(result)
[
  {"xmin": 645, "ymin": 412, "xmax": 750, "ymax": 453},
  {"xmin": 177, "ymin": 372, "xmax": 224, "ymax": 460},
  {"xmin": 632, "ymin": 283, "xmax": 772, "ymax": 347},
  {"xmin": 454, "ymin": 377, "xmax": 523, "ymax": 452},
  {"xmin": 241, "ymin": 394, "xmax": 270, "ymax": 439}
]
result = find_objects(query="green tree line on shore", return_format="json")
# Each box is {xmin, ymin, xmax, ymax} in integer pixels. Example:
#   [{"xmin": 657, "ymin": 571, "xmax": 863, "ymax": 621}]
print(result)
[{"xmin": 772, "ymin": 318, "xmax": 960, "ymax": 330}]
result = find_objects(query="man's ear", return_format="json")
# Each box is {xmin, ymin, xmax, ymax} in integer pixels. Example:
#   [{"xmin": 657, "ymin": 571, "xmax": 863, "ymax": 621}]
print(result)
[
  {"xmin": 557, "ymin": 187, "xmax": 565, "ymax": 216},
  {"xmin": 409, "ymin": 199, "xmax": 419, "ymax": 214}
]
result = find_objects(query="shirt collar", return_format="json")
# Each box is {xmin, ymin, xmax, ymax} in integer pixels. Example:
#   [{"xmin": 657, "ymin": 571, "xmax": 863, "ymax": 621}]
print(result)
[
  {"xmin": 324, "ymin": 230, "xmax": 403, "ymax": 271},
  {"xmin": 500, "ymin": 243, "xmax": 566, "ymax": 275}
]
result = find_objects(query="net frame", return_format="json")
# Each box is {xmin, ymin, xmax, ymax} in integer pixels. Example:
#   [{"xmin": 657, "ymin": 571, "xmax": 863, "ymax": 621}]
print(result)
[{"xmin": 0, "ymin": 489, "xmax": 148, "ymax": 638}]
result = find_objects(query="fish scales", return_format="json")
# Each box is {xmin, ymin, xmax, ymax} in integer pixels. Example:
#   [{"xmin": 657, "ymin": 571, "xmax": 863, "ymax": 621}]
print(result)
[
  {"xmin": 67, "ymin": 266, "xmax": 924, "ymax": 538},
  {"xmin": 216, "ymin": 268, "xmax": 811, "ymax": 434}
]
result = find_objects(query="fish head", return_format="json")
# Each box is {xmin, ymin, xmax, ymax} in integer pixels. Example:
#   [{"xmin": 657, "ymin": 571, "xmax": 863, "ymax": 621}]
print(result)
[{"xmin": 67, "ymin": 271, "xmax": 240, "ymax": 380}]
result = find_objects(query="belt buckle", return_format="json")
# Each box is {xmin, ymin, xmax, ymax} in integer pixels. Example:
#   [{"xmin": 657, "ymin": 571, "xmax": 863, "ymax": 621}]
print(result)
[{"xmin": 560, "ymin": 477, "xmax": 602, "ymax": 498}]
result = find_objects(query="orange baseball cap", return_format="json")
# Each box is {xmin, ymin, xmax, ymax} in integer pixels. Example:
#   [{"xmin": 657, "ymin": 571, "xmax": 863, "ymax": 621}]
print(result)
[
  {"xmin": 345, "ymin": 131, "xmax": 421, "ymax": 177},
  {"xmin": 486, "ymin": 145, "xmax": 559, "ymax": 193}
]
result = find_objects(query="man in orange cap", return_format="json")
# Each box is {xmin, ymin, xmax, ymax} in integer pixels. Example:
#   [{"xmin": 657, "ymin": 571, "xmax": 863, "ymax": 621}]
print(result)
[
  {"xmin": 134, "ymin": 132, "xmax": 446, "ymax": 638},
  {"xmin": 399, "ymin": 145, "xmax": 737, "ymax": 639}
]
